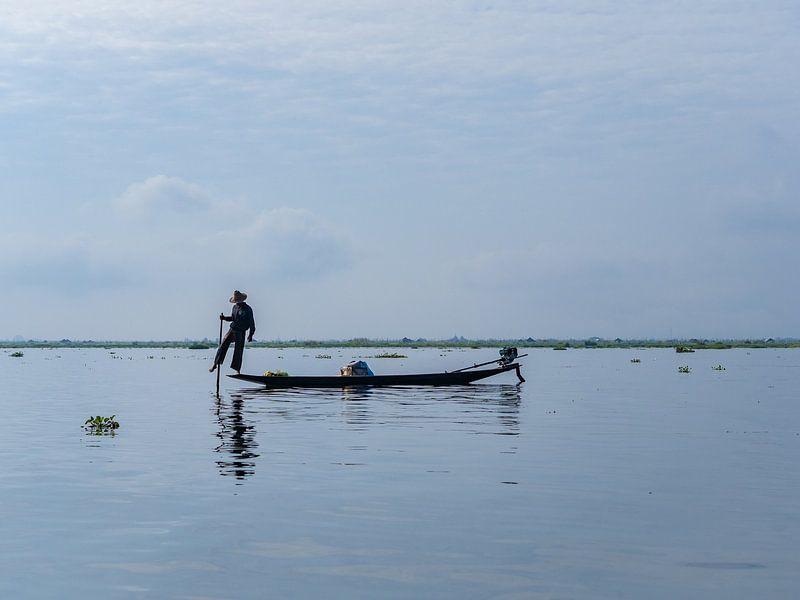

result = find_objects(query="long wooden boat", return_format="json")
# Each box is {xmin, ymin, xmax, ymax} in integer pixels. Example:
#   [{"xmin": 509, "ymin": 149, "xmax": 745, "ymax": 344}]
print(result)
[{"xmin": 228, "ymin": 362, "xmax": 524, "ymax": 389}]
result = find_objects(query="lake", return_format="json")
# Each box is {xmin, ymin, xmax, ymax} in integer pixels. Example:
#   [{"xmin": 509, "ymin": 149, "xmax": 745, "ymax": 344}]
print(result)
[{"xmin": 1, "ymin": 347, "xmax": 798, "ymax": 599}]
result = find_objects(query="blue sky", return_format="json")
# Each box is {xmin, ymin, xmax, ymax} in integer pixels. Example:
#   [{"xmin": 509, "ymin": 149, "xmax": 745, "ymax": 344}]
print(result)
[{"xmin": 1, "ymin": 1, "xmax": 799, "ymax": 340}]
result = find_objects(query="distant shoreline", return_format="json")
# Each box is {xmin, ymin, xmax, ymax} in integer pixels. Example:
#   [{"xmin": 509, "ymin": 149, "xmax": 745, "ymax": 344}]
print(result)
[{"xmin": 2, "ymin": 338, "xmax": 798, "ymax": 350}]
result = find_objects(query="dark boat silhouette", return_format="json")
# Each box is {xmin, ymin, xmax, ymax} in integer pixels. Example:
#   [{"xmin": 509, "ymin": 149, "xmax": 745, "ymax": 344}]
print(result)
[{"xmin": 228, "ymin": 348, "xmax": 527, "ymax": 389}]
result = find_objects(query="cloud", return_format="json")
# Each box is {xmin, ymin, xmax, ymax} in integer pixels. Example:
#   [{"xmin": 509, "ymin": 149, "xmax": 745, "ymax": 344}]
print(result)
[
  {"xmin": 3, "ymin": 2, "xmax": 797, "ymax": 143},
  {"xmin": 722, "ymin": 202, "xmax": 800, "ymax": 237},
  {"xmin": 2, "ymin": 177, "xmax": 352, "ymax": 297},
  {"xmin": 105, "ymin": 176, "xmax": 353, "ymax": 286},
  {"xmin": 444, "ymin": 231, "xmax": 800, "ymax": 339},
  {"xmin": 0, "ymin": 234, "xmax": 131, "ymax": 293},
  {"xmin": 114, "ymin": 175, "xmax": 213, "ymax": 218},
  {"xmin": 209, "ymin": 207, "xmax": 352, "ymax": 281}
]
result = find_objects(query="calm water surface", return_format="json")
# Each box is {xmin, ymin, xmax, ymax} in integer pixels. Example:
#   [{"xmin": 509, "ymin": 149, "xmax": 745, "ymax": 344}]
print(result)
[{"xmin": 1, "ymin": 347, "xmax": 798, "ymax": 599}]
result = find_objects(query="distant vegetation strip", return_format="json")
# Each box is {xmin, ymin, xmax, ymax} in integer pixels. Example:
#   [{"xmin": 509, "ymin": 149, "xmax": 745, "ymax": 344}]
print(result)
[{"xmin": 2, "ymin": 338, "xmax": 798, "ymax": 350}]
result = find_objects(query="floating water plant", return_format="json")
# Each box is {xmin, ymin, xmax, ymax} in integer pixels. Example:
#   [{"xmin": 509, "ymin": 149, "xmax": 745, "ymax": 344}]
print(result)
[
  {"xmin": 10, "ymin": 351, "xmax": 23, "ymax": 358},
  {"xmin": 678, "ymin": 366, "xmax": 691, "ymax": 373},
  {"xmin": 315, "ymin": 354, "xmax": 332, "ymax": 359},
  {"xmin": 675, "ymin": 346, "xmax": 695, "ymax": 353},
  {"xmin": 263, "ymin": 370, "xmax": 289, "ymax": 377},
  {"xmin": 83, "ymin": 415, "xmax": 120, "ymax": 434},
  {"xmin": 553, "ymin": 346, "xmax": 567, "ymax": 351},
  {"xmin": 374, "ymin": 353, "xmax": 407, "ymax": 358},
  {"xmin": 630, "ymin": 358, "xmax": 641, "ymax": 363},
  {"xmin": 712, "ymin": 364, "xmax": 726, "ymax": 371}
]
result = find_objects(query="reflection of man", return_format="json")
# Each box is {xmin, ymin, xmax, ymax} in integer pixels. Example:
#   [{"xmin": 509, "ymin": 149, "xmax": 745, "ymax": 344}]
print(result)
[
  {"xmin": 209, "ymin": 290, "xmax": 256, "ymax": 375},
  {"xmin": 215, "ymin": 395, "xmax": 259, "ymax": 481}
]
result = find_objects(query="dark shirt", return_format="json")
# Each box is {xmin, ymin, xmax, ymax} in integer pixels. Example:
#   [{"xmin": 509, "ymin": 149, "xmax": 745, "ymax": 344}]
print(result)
[{"xmin": 226, "ymin": 302, "xmax": 256, "ymax": 334}]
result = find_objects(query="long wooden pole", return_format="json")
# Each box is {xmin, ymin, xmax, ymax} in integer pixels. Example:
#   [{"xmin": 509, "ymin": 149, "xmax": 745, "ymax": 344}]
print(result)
[
  {"xmin": 451, "ymin": 353, "xmax": 529, "ymax": 373},
  {"xmin": 216, "ymin": 314, "xmax": 223, "ymax": 397}
]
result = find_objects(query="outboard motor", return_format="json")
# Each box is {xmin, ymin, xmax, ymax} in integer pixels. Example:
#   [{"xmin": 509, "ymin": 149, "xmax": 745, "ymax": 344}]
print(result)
[{"xmin": 499, "ymin": 347, "xmax": 518, "ymax": 365}]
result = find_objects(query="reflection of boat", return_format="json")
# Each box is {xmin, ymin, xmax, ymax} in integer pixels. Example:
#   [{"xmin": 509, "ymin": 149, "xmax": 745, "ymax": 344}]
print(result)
[
  {"xmin": 235, "ymin": 383, "xmax": 523, "ymax": 434},
  {"xmin": 229, "ymin": 349, "xmax": 527, "ymax": 389}
]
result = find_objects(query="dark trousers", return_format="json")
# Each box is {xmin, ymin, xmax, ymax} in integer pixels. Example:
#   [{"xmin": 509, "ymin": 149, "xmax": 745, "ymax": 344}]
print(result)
[{"xmin": 214, "ymin": 328, "xmax": 246, "ymax": 371}]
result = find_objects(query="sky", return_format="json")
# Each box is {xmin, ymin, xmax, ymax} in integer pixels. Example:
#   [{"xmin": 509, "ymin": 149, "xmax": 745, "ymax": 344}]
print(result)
[{"xmin": 1, "ymin": 1, "xmax": 799, "ymax": 341}]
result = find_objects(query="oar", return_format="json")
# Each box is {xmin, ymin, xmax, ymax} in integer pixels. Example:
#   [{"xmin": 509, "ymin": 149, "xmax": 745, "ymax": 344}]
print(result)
[{"xmin": 216, "ymin": 314, "xmax": 223, "ymax": 397}]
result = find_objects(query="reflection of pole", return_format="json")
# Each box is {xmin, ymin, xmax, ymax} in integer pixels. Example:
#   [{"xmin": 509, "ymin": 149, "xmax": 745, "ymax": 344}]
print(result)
[{"xmin": 216, "ymin": 315, "xmax": 223, "ymax": 397}]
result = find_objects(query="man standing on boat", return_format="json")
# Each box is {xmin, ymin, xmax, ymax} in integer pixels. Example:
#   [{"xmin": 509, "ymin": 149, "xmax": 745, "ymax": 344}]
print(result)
[{"xmin": 209, "ymin": 290, "xmax": 256, "ymax": 375}]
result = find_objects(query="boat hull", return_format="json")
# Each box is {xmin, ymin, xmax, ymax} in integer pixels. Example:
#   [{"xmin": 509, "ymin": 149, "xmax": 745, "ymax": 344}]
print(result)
[{"xmin": 228, "ymin": 363, "xmax": 521, "ymax": 388}]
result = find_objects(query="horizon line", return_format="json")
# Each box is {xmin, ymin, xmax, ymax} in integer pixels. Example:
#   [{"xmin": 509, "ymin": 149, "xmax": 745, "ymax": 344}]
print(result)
[{"xmin": 1, "ymin": 336, "xmax": 796, "ymax": 345}]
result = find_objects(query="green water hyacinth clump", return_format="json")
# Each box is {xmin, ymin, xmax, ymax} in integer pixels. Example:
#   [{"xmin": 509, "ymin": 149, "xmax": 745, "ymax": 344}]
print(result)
[
  {"xmin": 712, "ymin": 364, "xmax": 726, "ymax": 371},
  {"xmin": 83, "ymin": 415, "xmax": 120, "ymax": 434},
  {"xmin": 678, "ymin": 366, "xmax": 691, "ymax": 373},
  {"xmin": 374, "ymin": 353, "xmax": 407, "ymax": 358},
  {"xmin": 263, "ymin": 370, "xmax": 289, "ymax": 377},
  {"xmin": 10, "ymin": 351, "xmax": 24, "ymax": 357},
  {"xmin": 630, "ymin": 358, "xmax": 641, "ymax": 363}
]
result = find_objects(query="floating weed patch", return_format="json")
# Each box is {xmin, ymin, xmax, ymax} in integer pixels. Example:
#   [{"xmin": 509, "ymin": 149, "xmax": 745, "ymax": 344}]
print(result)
[
  {"xmin": 374, "ymin": 353, "xmax": 407, "ymax": 359},
  {"xmin": 315, "ymin": 354, "xmax": 332, "ymax": 359},
  {"xmin": 630, "ymin": 358, "xmax": 641, "ymax": 363},
  {"xmin": 678, "ymin": 366, "xmax": 691, "ymax": 373},
  {"xmin": 83, "ymin": 415, "xmax": 120, "ymax": 435},
  {"xmin": 675, "ymin": 346, "xmax": 695, "ymax": 353},
  {"xmin": 10, "ymin": 351, "xmax": 24, "ymax": 358},
  {"xmin": 712, "ymin": 364, "xmax": 726, "ymax": 371},
  {"xmin": 263, "ymin": 370, "xmax": 289, "ymax": 377}
]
